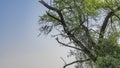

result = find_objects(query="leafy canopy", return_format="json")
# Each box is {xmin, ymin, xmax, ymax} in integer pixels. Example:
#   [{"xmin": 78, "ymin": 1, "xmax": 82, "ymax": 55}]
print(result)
[{"xmin": 39, "ymin": 0, "xmax": 120, "ymax": 68}]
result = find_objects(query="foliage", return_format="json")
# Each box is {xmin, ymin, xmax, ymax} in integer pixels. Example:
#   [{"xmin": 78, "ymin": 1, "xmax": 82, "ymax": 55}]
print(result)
[
  {"xmin": 39, "ymin": 0, "xmax": 120, "ymax": 68},
  {"xmin": 96, "ymin": 36, "xmax": 120, "ymax": 68},
  {"xmin": 96, "ymin": 56, "xmax": 120, "ymax": 68}
]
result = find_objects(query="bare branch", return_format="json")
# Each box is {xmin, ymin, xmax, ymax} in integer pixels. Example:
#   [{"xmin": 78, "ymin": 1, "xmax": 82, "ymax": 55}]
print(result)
[
  {"xmin": 114, "ymin": 14, "xmax": 120, "ymax": 20},
  {"xmin": 99, "ymin": 7, "xmax": 120, "ymax": 43},
  {"xmin": 99, "ymin": 11, "xmax": 114, "ymax": 43},
  {"xmin": 63, "ymin": 59, "xmax": 90, "ymax": 68},
  {"xmin": 46, "ymin": 12, "xmax": 61, "ymax": 22},
  {"xmin": 82, "ymin": 24, "xmax": 96, "ymax": 48},
  {"xmin": 39, "ymin": 0, "xmax": 58, "ymax": 11},
  {"xmin": 56, "ymin": 38, "xmax": 82, "ymax": 51},
  {"xmin": 39, "ymin": 0, "xmax": 67, "ymax": 27},
  {"xmin": 60, "ymin": 57, "xmax": 67, "ymax": 65}
]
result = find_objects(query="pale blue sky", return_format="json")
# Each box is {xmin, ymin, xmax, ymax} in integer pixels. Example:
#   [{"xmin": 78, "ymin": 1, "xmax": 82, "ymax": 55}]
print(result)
[{"xmin": 0, "ymin": 0, "xmax": 73, "ymax": 68}]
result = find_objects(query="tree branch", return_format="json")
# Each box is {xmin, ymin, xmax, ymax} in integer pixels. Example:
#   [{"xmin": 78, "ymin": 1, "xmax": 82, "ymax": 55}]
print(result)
[
  {"xmin": 82, "ymin": 24, "xmax": 96, "ymax": 48},
  {"xmin": 114, "ymin": 14, "xmax": 120, "ymax": 20},
  {"xmin": 60, "ymin": 57, "xmax": 67, "ymax": 65},
  {"xmin": 98, "ymin": 7, "xmax": 120, "ymax": 43},
  {"xmin": 46, "ymin": 12, "xmax": 61, "ymax": 22},
  {"xmin": 39, "ymin": 0, "xmax": 58, "ymax": 11},
  {"xmin": 39, "ymin": 0, "xmax": 67, "ymax": 27},
  {"xmin": 56, "ymin": 37, "xmax": 82, "ymax": 51},
  {"xmin": 99, "ymin": 11, "xmax": 114, "ymax": 43},
  {"xmin": 63, "ymin": 59, "xmax": 90, "ymax": 68},
  {"xmin": 78, "ymin": 13, "xmax": 96, "ymax": 49}
]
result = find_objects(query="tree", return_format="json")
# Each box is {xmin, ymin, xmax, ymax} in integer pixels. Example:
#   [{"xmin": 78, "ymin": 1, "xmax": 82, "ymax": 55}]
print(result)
[{"xmin": 39, "ymin": 0, "xmax": 120, "ymax": 68}]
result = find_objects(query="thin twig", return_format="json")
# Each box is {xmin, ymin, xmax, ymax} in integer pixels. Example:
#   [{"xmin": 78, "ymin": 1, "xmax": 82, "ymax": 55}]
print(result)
[
  {"xmin": 63, "ymin": 59, "xmax": 90, "ymax": 68},
  {"xmin": 114, "ymin": 14, "xmax": 120, "ymax": 20},
  {"xmin": 60, "ymin": 57, "xmax": 67, "ymax": 65},
  {"xmin": 56, "ymin": 37, "xmax": 82, "ymax": 51}
]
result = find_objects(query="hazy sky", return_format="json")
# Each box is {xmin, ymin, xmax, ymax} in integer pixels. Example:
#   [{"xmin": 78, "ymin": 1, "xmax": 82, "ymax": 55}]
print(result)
[{"xmin": 0, "ymin": 0, "xmax": 74, "ymax": 68}]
